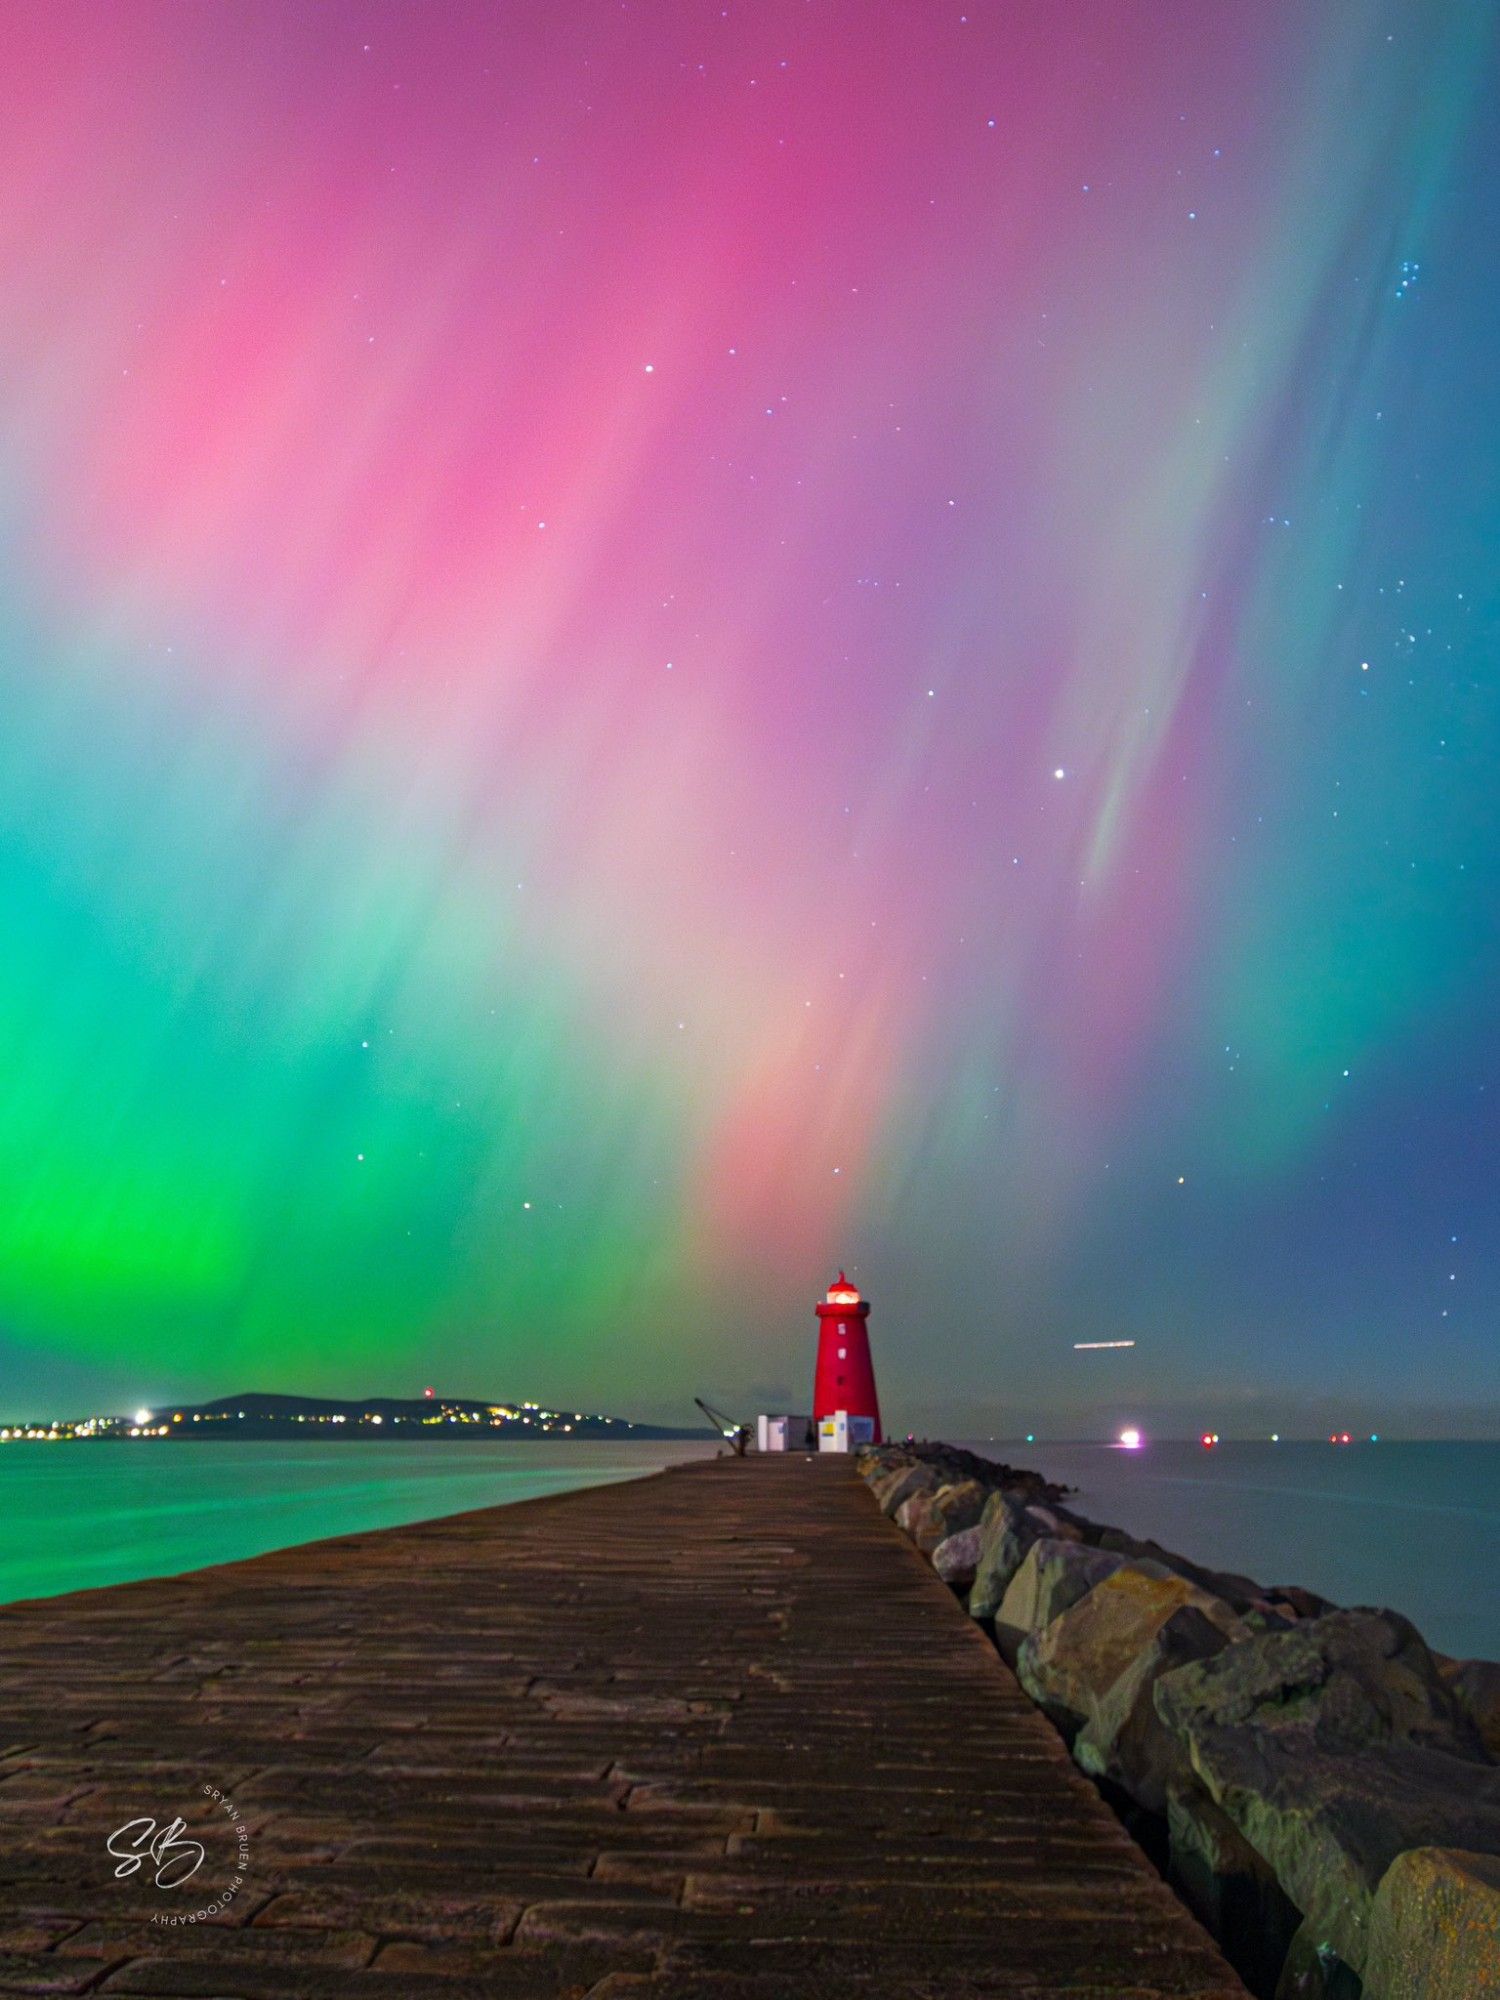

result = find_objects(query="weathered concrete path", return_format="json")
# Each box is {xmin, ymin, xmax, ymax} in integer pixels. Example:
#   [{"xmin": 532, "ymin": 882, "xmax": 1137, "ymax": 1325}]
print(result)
[{"xmin": 0, "ymin": 1455, "xmax": 1247, "ymax": 1997}]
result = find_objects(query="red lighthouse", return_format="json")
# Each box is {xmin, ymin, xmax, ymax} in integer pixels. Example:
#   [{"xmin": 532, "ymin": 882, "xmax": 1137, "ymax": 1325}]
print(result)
[{"xmin": 813, "ymin": 1272, "xmax": 882, "ymax": 1445}]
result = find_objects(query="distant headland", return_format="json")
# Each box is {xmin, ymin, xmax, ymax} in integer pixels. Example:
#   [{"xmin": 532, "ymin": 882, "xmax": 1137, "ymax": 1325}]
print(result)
[{"xmin": 0, "ymin": 1390, "xmax": 705, "ymax": 1444}]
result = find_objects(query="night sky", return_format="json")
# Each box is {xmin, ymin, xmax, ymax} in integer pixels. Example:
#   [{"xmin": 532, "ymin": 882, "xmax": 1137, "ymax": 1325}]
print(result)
[{"xmin": 1, "ymin": 1, "xmax": 1496, "ymax": 1438}]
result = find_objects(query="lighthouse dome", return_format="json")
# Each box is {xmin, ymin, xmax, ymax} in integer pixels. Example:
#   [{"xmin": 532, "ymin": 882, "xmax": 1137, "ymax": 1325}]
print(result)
[{"xmin": 826, "ymin": 1271, "xmax": 861, "ymax": 1304}]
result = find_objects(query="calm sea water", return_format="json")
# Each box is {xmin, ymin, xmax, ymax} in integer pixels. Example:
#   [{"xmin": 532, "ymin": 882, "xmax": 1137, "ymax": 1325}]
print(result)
[
  {"xmin": 7, "ymin": 1437, "xmax": 1495, "ymax": 1663},
  {"xmin": 958, "ymin": 1439, "xmax": 1500, "ymax": 1661},
  {"xmin": 0, "ymin": 1440, "xmax": 716, "ymax": 1608}
]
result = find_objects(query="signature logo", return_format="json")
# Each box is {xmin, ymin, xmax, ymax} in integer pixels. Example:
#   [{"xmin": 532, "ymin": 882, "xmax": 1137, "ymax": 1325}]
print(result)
[
  {"xmin": 106, "ymin": 1817, "xmax": 207, "ymax": 1888},
  {"xmin": 104, "ymin": 1785, "xmax": 251, "ymax": 1923}
]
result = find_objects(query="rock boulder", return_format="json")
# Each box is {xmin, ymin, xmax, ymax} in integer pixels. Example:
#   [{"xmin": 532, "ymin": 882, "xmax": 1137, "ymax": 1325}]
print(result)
[
  {"xmin": 1437, "ymin": 1656, "xmax": 1500, "ymax": 1760},
  {"xmin": 896, "ymin": 1476, "xmax": 990, "ymax": 1554},
  {"xmin": 1156, "ymin": 1609, "xmax": 1500, "ymax": 1974},
  {"xmin": 932, "ymin": 1523, "xmax": 985, "ymax": 1589},
  {"xmin": 1015, "ymin": 1566, "xmax": 1244, "ymax": 1807},
  {"xmin": 1095, "ymin": 1526, "xmax": 1265, "ymax": 1618},
  {"xmin": 1167, "ymin": 1788, "xmax": 1303, "ymax": 1997},
  {"xmin": 1267, "ymin": 1585, "xmax": 1338, "ymax": 1622},
  {"xmin": 1363, "ymin": 1846, "xmax": 1500, "ymax": 2000},
  {"xmin": 874, "ymin": 1461, "xmax": 939, "ymax": 1519},
  {"xmin": 1072, "ymin": 1603, "xmax": 1234, "ymax": 1814},
  {"xmin": 1156, "ymin": 1607, "xmax": 1487, "ymax": 1764},
  {"xmin": 992, "ymin": 1538, "xmax": 1128, "ymax": 1666},
  {"xmin": 894, "ymin": 1489, "xmax": 941, "ymax": 1548},
  {"xmin": 966, "ymin": 1491, "xmax": 1041, "ymax": 1621}
]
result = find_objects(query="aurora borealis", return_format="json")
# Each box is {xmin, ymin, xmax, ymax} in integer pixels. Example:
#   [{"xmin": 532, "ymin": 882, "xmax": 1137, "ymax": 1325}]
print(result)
[{"xmin": 1, "ymin": 1, "xmax": 1496, "ymax": 1437}]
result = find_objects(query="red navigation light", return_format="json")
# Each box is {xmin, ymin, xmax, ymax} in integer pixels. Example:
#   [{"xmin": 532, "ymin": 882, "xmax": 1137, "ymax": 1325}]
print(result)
[
  {"xmin": 424, "ymin": 1386, "xmax": 435, "ymax": 1399},
  {"xmin": 1341, "ymin": 1432, "xmax": 1352, "ymax": 1445},
  {"xmin": 1200, "ymin": 1432, "xmax": 1215, "ymax": 1448}
]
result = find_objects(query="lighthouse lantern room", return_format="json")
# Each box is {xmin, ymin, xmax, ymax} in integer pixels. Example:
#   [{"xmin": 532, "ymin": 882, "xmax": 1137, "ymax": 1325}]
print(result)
[{"xmin": 813, "ymin": 1272, "xmax": 882, "ymax": 1449}]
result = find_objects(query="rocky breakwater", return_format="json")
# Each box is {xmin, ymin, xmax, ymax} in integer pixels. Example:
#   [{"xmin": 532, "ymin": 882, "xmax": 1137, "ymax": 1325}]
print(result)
[{"xmin": 857, "ymin": 1442, "xmax": 1500, "ymax": 2000}]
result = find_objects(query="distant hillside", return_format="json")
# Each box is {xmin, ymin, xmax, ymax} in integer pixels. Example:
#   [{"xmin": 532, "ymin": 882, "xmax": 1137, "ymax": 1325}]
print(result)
[{"xmin": 0, "ymin": 1392, "xmax": 707, "ymax": 1444}]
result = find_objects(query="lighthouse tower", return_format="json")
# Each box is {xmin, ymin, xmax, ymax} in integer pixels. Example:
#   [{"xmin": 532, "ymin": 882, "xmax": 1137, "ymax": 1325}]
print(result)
[{"xmin": 813, "ymin": 1272, "xmax": 882, "ymax": 1445}]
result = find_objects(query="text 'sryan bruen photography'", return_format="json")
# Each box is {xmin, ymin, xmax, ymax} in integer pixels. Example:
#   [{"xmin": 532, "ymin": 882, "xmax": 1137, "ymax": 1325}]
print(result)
[{"xmin": 0, "ymin": 4, "xmax": 1498, "ymax": 1999}]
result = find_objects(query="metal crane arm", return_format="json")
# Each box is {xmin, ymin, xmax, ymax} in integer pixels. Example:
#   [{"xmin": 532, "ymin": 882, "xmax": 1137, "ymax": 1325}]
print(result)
[{"xmin": 693, "ymin": 1397, "xmax": 750, "ymax": 1455}]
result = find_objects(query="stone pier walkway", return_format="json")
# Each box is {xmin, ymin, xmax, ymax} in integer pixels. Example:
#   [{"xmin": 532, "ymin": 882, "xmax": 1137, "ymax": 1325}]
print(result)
[{"xmin": 0, "ymin": 1455, "xmax": 1247, "ymax": 1998}]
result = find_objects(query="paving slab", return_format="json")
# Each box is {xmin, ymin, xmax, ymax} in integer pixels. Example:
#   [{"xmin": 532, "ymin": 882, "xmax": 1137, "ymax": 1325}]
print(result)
[{"xmin": 0, "ymin": 1454, "xmax": 1247, "ymax": 1996}]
